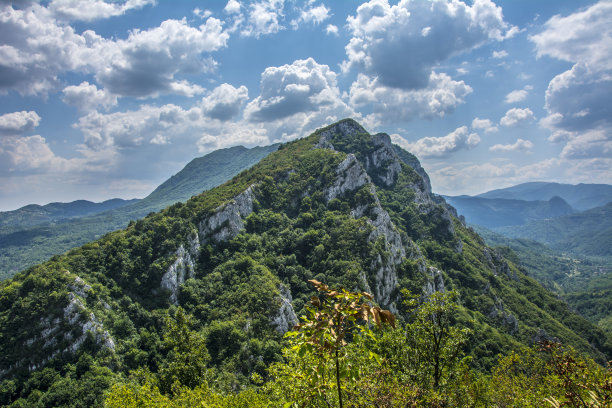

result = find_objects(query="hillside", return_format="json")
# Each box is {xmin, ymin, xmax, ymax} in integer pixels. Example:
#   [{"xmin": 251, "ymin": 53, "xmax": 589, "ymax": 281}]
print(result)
[
  {"xmin": 0, "ymin": 199, "xmax": 139, "ymax": 228},
  {"xmin": 497, "ymin": 202, "xmax": 612, "ymax": 256},
  {"xmin": 478, "ymin": 182, "xmax": 612, "ymax": 211},
  {"xmin": 0, "ymin": 145, "xmax": 278, "ymax": 279},
  {"xmin": 0, "ymin": 119, "xmax": 609, "ymax": 406},
  {"xmin": 444, "ymin": 195, "xmax": 575, "ymax": 228},
  {"xmin": 475, "ymin": 225, "xmax": 612, "ymax": 335}
]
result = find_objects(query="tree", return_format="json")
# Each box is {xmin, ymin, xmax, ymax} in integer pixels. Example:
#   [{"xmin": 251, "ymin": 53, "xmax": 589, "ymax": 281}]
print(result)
[
  {"xmin": 402, "ymin": 289, "xmax": 470, "ymax": 391},
  {"xmin": 271, "ymin": 279, "xmax": 395, "ymax": 408},
  {"xmin": 158, "ymin": 307, "xmax": 210, "ymax": 395}
]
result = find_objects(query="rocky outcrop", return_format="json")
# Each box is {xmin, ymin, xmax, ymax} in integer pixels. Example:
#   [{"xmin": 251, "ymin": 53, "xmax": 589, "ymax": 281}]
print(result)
[
  {"xmin": 63, "ymin": 292, "xmax": 115, "ymax": 353},
  {"xmin": 199, "ymin": 185, "xmax": 256, "ymax": 243},
  {"xmin": 271, "ymin": 285, "xmax": 298, "ymax": 334},
  {"xmin": 363, "ymin": 133, "xmax": 402, "ymax": 187},
  {"xmin": 488, "ymin": 297, "xmax": 519, "ymax": 335},
  {"xmin": 424, "ymin": 267, "xmax": 446, "ymax": 296},
  {"xmin": 324, "ymin": 154, "xmax": 369, "ymax": 202},
  {"xmin": 161, "ymin": 232, "xmax": 200, "ymax": 304},
  {"xmin": 483, "ymin": 247, "xmax": 516, "ymax": 280}
]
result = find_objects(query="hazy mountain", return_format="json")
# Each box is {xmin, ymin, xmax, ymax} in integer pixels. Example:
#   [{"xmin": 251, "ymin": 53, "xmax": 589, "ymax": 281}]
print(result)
[
  {"xmin": 1, "ymin": 119, "xmax": 607, "ymax": 406},
  {"xmin": 0, "ymin": 199, "xmax": 138, "ymax": 228},
  {"xmin": 444, "ymin": 195, "xmax": 575, "ymax": 228},
  {"xmin": 478, "ymin": 182, "xmax": 612, "ymax": 211},
  {"xmin": 497, "ymin": 201, "xmax": 612, "ymax": 256},
  {"xmin": 0, "ymin": 144, "xmax": 278, "ymax": 279}
]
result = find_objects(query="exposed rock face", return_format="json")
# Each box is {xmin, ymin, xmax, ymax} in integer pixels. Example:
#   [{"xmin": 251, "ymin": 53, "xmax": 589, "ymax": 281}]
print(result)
[
  {"xmin": 488, "ymin": 297, "xmax": 519, "ymax": 335},
  {"xmin": 63, "ymin": 292, "xmax": 115, "ymax": 353},
  {"xmin": 161, "ymin": 232, "xmax": 200, "ymax": 304},
  {"xmin": 199, "ymin": 185, "xmax": 256, "ymax": 243},
  {"xmin": 324, "ymin": 154, "xmax": 369, "ymax": 202},
  {"xmin": 483, "ymin": 247, "xmax": 516, "ymax": 280},
  {"xmin": 271, "ymin": 285, "xmax": 298, "ymax": 334},
  {"xmin": 424, "ymin": 267, "xmax": 446, "ymax": 296},
  {"xmin": 364, "ymin": 133, "xmax": 403, "ymax": 187}
]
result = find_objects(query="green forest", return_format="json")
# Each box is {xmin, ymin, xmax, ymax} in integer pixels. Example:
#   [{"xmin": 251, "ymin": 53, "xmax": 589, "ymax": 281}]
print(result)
[{"xmin": 0, "ymin": 119, "xmax": 610, "ymax": 407}]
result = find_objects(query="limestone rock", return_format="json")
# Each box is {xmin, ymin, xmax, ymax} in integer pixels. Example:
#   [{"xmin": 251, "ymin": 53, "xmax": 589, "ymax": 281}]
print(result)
[{"xmin": 199, "ymin": 185, "xmax": 256, "ymax": 243}]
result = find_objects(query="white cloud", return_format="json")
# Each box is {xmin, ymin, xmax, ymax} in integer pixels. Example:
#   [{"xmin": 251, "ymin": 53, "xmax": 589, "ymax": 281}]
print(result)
[
  {"xmin": 0, "ymin": 4, "xmax": 230, "ymax": 98},
  {"xmin": 349, "ymin": 72, "xmax": 472, "ymax": 124},
  {"xmin": 96, "ymin": 18, "xmax": 228, "ymax": 98},
  {"xmin": 241, "ymin": 0, "xmax": 285, "ymax": 38},
  {"xmin": 0, "ymin": 135, "xmax": 80, "ymax": 174},
  {"xmin": 489, "ymin": 138, "xmax": 533, "ymax": 152},
  {"xmin": 492, "ymin": 50, "xmax": 508, "ymax": 59},
  {"xmin": 62, "ymin": 82, "xmax": 117, "ymax": 112},
  {"xmin": 531, "ymin": 1, "xmax": 612, "ymax": 162},
  {"xmin": 471, "ymin": 117, "xmax": 498, "ymax": 133},
  {"xmin": 0, "ymin": 111, "xmax": 41, "ymax": 136},
  {"xmin": 530, "ymin": 1, "xmax": 612, "ymax": 70},
  {"xmin": 193, "ymin": 8, "xmax": 213, "ymax": 19},
  {"xmin": 560, "ymin": 129, "xmax": 612, "ymax": 160},
  {"xmin": 505, "ymin": 90, "xmax": 527, "ymax": 104},
  {"xmin": 344, "ymin": 0, "xmax": 513, "ymax": 89},
  {"xmin": 291, "ymin": 4, "xmax": 330, "ymax": 29},
  {"xmin": 224, "ymin": 0, "xmax": 241, "ymax": 14},
  {"xmin": 48, "ymin": 0, "xmax": 154, "ymax": 21},
  {"xmin": 500, "ymin": 107, "xmax": 535, "ymax": 127},
  {"xmin": 326, "ymin": 24, "xmax": 339, "ymax": 36},
  {"xmin": 394, "ymin": 126, "xmax": 479, "ymax": 158},
  {"xmin": 245, "ymin": 58, "xmax": 346, "ymax": 122},
  {"xmin": 201, "ymin": 83, "xmax": 249, "ymax": 121}
]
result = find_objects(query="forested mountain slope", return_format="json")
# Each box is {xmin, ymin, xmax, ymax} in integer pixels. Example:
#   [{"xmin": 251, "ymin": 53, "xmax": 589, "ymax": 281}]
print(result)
[
  {"xmin": 0, "ymin": 119, "xmax": 609, "ymax": 406},
  {"xmin": 0, "ymin": 145, "xmax": 278, "ymax": 279}
]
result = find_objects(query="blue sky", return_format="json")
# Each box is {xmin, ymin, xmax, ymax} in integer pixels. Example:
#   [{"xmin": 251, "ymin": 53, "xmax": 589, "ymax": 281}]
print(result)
[{"xmin": 0, "ymin": 0, "xmax": 610, "ymax": 210}]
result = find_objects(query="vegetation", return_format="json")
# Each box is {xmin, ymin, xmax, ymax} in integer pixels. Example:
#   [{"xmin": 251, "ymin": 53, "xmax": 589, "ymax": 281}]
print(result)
[
  {"xmin": 0, "ymin": 144, "xmax": 278, "ymax": 279},
  {"xmin": 0, "ymin": 118, "xmax": 610, "ymax": 407}
]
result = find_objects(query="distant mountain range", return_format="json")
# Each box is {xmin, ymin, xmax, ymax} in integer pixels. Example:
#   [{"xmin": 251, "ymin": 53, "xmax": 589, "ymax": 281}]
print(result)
[
  {"xmin": 477, "ymin": 182, "xmax": 612, "ymax": 211},
  {"xmin": 444, "ymin": 195, "xmax": 575, "ymax": 228},
  {"xmin": 446, "ymin": 182, "xmax": 612, "ymax": 257},
  {"xmin": 497, "ymin": 201, "xmax": 612, "ymax": 257},
  {"xmin": 0, "ymin": 198, "xmax": 139, "ymax": 228},
  {"xmin": 0, "ymin": 144, "xmax": 278, "ymax": 279}
]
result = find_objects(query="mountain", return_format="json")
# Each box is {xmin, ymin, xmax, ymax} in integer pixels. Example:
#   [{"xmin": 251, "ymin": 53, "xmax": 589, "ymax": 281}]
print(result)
[
  {"xmin": 0, "ymin": 119, "xmax": 609, "ymax": 406},
  {"xmin": 0, "ymin": 144, "xmax": 278, "ymax": 279},
  {"xmin": 497, "ymin": 201, "xmax": 612, "ymax": 256},
  {"xmin": 474, "ymin": 225, "xmax": 612, "ymax": 335},
  {"xmin": 478, "ymin": 182, "xmax": 612, "ymax": 211},
  {"xmin": 0, "ymin": 199, "xmax": 138, "ymax": 228},
  {"xmin": 444, "ymin": 195, "xmax": 575, "ymax": 228}
]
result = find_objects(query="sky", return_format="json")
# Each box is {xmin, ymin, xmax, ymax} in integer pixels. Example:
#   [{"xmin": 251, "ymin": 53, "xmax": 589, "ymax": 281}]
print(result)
[{"xmin": 0, "ymin": 0, "xmax": 611, "ymax": 211}]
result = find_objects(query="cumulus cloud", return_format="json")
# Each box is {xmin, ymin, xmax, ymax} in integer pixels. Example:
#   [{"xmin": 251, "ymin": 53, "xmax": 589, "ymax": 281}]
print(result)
[
  {"xmin": 96, "ymin": 18, "xmax": 228, "ymax": 97},
  {"xmin": 0, "ymin": 4, "xmax": 229, "ymax": 97},
  {"xmin": 62, "ymin": 82, "xmax": 117, "ymax": 112},
  {"xmin": 395, "ymin": 126, "xmax": 479, "ymax": 158},
  {"xmin": 489, "ymin": 138, "xmax": 533, "ymax": 152},
  {"xmin": 200, "ymin": 83, "xmax": 249, "ymax": 121},
  {"xmin": 48, "ymin": 0, "xmax": 154, "ymax": 21},
  {"xmin": 291, "ymin": 4, "xmax": 330, "ymax": 29},
  {"xmin": 349, "ymin": 72, "xmax": 472, "ymax": 124},
  {"xmin": 0, "ymin": 135, "xmax": 74, "ymax": 174},
  {"xmin": 560, "ymin": 129, "xmax": 612, "ymax": 160},
  {"xmin": 0, "ymin": 111, "xmax": 41, "ymax": 136},
  {"xmin": 224, "ymin": 0, "xmax": 241, "ymax": 14},
  {"xmin": 344, "ymin": 0, "xmax": 514, "ymax": 89},
  {"xmin": 500, "ymin": 108, "xmax": 535, "ymax": 127},
  {"xmin": 531, "ymin": 1, "xmax": 612, "ymax": 161},
  {"xmin": 471, "ymin": 117, "xmax": 498, "ymax": 133},
  {"xmin": 241, "ymin": 0, "xmax": 285, "ymax": 37},
  {"xmin": 326, "ymin": 24, "xmax": 339, "ymax": 36},
  {"xmin": 492, "ymin": 50, "xmax": 508, "ymax": 59},
  {"xmin": 245, "ymin": 58, "xmax": 345, "ymax": 122}
]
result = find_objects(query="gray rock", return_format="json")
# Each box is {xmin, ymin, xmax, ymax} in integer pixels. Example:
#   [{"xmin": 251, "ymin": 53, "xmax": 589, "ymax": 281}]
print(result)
[
  {"xmin": 199, "ymin": 185, "xmax": 256, "ymax": 243},
  {"xmin": 271, "ymin": 285, "xmax": 298, "ymax": 334}
]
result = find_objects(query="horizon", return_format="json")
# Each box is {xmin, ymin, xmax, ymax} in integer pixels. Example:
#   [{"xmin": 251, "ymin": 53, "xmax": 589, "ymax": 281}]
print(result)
[{"xmin": 1, "ymin": 0, "xmax": 611, "ymax": 211}]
